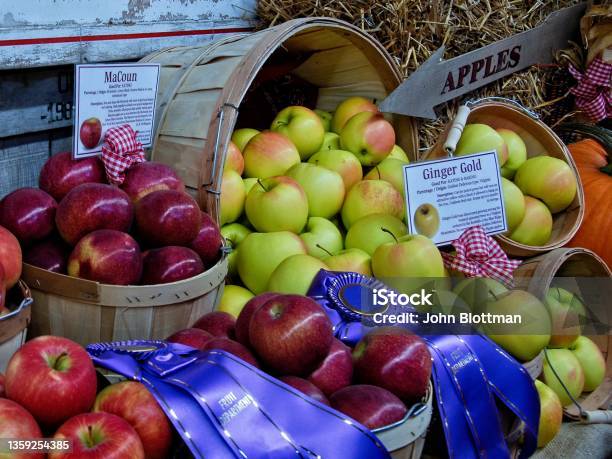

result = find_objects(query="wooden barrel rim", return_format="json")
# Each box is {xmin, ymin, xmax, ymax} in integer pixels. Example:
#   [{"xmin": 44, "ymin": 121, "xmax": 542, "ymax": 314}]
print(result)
[{"xmin": 0, "ymin": 280, "xmax": 32, "ymax": 344}]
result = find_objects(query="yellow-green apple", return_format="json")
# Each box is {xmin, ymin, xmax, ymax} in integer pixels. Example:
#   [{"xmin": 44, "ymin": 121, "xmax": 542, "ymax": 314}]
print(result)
[
  {"xmin": 279, "ymin": 376, "xmax": 329, "ymax": 405},
  {"xmin": 498, "ymin": 129, "xmax": 527, "ymax": 179},
  {"xmin": 231, "ymin": 128, "xmax": 259, "ymax": 152},
  {"xmin": 452, "ymin": 277, "xmax": 508, "ymax": 311},
  {"xmin": 340, "ymin": 112, "xmax": 395, "ymax": 166},
  {"xmin": 324, "ymin": 248, "xmax": 372, "ymax": 276},
  {"xmin": 79, "ymin": 117, "xmax": 102, "ymax": 149},
  {"xmin": 141, "ymin": 246, "xmax": 204, "ymax": 285},
  {"xmin": 235, "ymin": 293, "xmax": 280, "ymax": 346},
  {"xmin": 341, "ymin": 180, "xmax": 404, "ymax": 228},
  {"xmin": 286, "ymin": 163, "xmax": 345, "ymax": 219},
  {"xmin": 331, "ymin": 96, "xmax": 379, "ymax": 134},
  {"xmin": 345, "ymin": 213, "xmax": 406, "ymax": 256},
  {"xmin": 314, "ymin": 109, "xmax": 332, "ymax": 132},
  {"xmin": 542, "ymin": 348, "xmax": 585, "ymax": 406},
  {"xmin": 353, "ymin": 327, "xmax": 431, "ymax": 401},
  {"xmin": 271, "ymin": 106, "xmax": 325, "ymax": 160},
  {"xmin": 237, "ymin": 231, "xmax": 307, "ymax": 294},
  {"xmin": 514, "ymin": 156, "xmax": 578, "ymax": 213},
  {"xmin": 455, "ymin": 123, "xmax": 508, "ymax": 166},
  {"xmin": 508, "ymin": 196, "xmax": 552, "ymax": 246},
  {"xmin": 190, "ymin": 212, "xmax": 222, "ymax": 268},
  {"xmin": 193, "ymin": 311, "xmax": 236, "ymax": 338},
  {"xmin": 0, "ymin": 398, "xmax": 44, "ymax": 459},
  {"xmin": 308, "ymin": 338, "xmax": 353, "ymax": 396},
  {"xmin": 217, "ymin": 284, "xmax": 255, "ymax": 318},
  {"xmin": 0, "ymin": 225, "xmax": 22, "ymax": 288},
  {"xmin": 364, "ymin": 157, "xmax": 408, "ymax": 193},
  {"xmin": 39, "ymin": 151, "xmax": 106, "ymax": 201},
  {"xmin": 5, "ymin": 335, "xmax": 97, "ymax": 427},
  {"xmin": 166, "ymin": 328, "xmax": 213, "ymax": 350},
  {"xmin": 388, "ymin": 144, "xmax": 410, "ymax": 162},
  {"xmin": 267, "ymin": 254, "xmax": 328, "ymax": 295},
  {"xmin": 243, "ymin": 177, "xmax": 258, "ymax": 195},
  {"xmin": 0, "ymin": 188, "xmax": 57, "ymax": 245},
  {"xmin": 50, "ymin": 412, "xmax": 145, "ymax": 459},
  {"xmin": 535, "ymin": 380, "xmax": 563, "ymax": 448},
  {"xmin": 121, "ymin": 162, "xmax": 185, "ymax": 203},
  {"xmin": 93, "ymin": 381, "xmax": 172, "ymax": 459},
  {"xmin": 224, "ymin": 141, "xmax": 244, "ymax": 175},
  {"xmin": 249, "ymin": 294, "xmax": 333, "ymax": 375},
  {"xmin": 300, "ymin": 217, "xmax": 343, "ymax": 259},
  {"xmin": 56, "ymin": 183, "xmax": 133, "ymax": 246},
  {"xmin": 501, "ymin": 177, "xmax": 526, "ymax": 232},
  {"xmin": 545, "ymin": 287, "xmax": 585, "ymax": 348},
  {"xmin": 68, "ymin": 230, "xmax": 142, "ymax": 285},
  {"xmin": 308, "ymin": 149, "xmax": 363, "ymax": 191},
  {"xmin": 221, "ymin": 223, "xmax": 251, "ymax": 279},
  {"xmin": 319, "ymin": 132, "xmax": 341, "ymax": 151},
  {"xmin": 422, "ymin": 289, "xmax": 470, "ymax": 316},
  {"xmin": 245, "ymin": 176, "xmax": 308, "ymax": 233},
  {"xmin": 570, "ymin": 336, "xmax": 606, "ymax": 391},
  {"xmin": 203, "ymin": 337, "xmax": 259, "ymax": 367},
  {"xmin": 329, "ymin": 385, "xmax": 407, "ymax": 429},
  {"xmin": 243, "ymin": 131, "xmax": 301, "ymax": 178},
  {"xmin": 413, "ymin": 203, "xmax": 440, "ymax": 238},
  {"xmin": 479, "ymin": 289, "xmax": 551, "ymax": 361},
  {"xmin": 220, "ymin": 169, "xmax": 246, "ymax": 225}
]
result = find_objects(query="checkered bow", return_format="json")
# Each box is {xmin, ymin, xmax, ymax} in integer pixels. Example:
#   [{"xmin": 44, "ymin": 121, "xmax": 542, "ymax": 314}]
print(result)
[
  {"xmin": 441, "ymin": 226, "xmax": 521, "ymax": 288},
  {"xmin": 569, "ymin": 57, "xmax": 612, "ymax": 122},
  {"xmin": 101, "ymin": 124, "xmax": 146, "ymax": 185}
]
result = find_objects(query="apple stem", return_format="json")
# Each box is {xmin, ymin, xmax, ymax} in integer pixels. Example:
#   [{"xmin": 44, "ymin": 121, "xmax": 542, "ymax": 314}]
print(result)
[
  {"xmin": 51, "ymin": 352, "xmax": 69, "ymax": 371},
  {"xmin": 488, "ymin": 289, "xmax": 499, "ymax": 301},
  {"xmin": 375, "ymin": 167, "xmax": 381, "ymax": 180},
  {"xmin": 257, "ymin": 179, "xmax": 268, "ymax": 192},
  {"xmin": 381, "ymin": 227, "xmax": 398, "ymax": 243},
  {"xmin": 86, "ymin": 425, "xmax": 95, "ymax": 449},
  {"xmin": 316, "ymin": 244, "xmax": 333, "ymax": 257}
]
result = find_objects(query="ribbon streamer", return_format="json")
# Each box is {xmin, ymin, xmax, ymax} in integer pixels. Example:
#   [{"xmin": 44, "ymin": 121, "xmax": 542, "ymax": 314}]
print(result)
[{"xmin": 100, "ymin": 124, "xmax": 146, "ymax": 185}]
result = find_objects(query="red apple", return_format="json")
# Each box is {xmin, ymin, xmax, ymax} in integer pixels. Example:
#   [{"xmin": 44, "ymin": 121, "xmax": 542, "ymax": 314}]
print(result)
[
  {"xmin": 329, "ymin": 385, "xmax": 407, "ymax": 430},
  {"xmin": 189, "ymin": 212, "xmax": 222, "ymax": 268},
  {"xmin": 249, "ymin": 294, "xmax": 333, "ymax": 375},
  {"xmin": 166, "ymin": 328, "xmax": 214, "ymax": 350},
  {"xmin": 193, "ymin": 311, "xmax": 236, "ymax": 338},
  {"xmin": 0, "ymin": 225, "xmax": 22, "ymax": 288},
  {"xmin": 5, "ymin": 335, "xmax": 97, "ymax": 427},
  {"xmin": 56, "ymin": 183, "xmax": 133, "ymax": 245},
  {"xmin": 50, "ymin": 412, "xmax": 144, "ymax": 459},
  {"xmin": 0, "ymin": 372, "xmax": 5, "ymax": 397},
  {"xmin": 353, "ymin": 327, "xmax": 431, "ymax": 401},
  {"xmin": 279, "ymin": 376, "xmax": 329, "ymax": 405},
  {"xmin": 135, "ymin": 190, "xmax": 200, "ymax": 247},
  {"xmin": 68, "ymin": 230, "xmax": 142, "ymax": 285},
  {"xmin": 24, "ymin": 238, "xmax": 69, "ymax": 273},
  {"xmin": 235, "ymin": 292, "xmax": 279, "ymax": 346},
  {"xmin": 203, "ymin": 337, "xmax": 259, "ymax": 367},
  {"xmin": 79, "ymin": 117, "xmax": 102, "ymax": 149},
  {"xmin": 0, "ymin": 398, "xmax": 44, "ymax": 459},
  {"xmin": 93, "ymin": 381, "xmax": 172, "ymax": 459},
  {"xmin": 0, "ymin": 188, "xmax": 57, "ymax": 245},
  {"xmin": 121, "ymin": 162, "xmax": 185, "ymax": 203},
  {"xmin": 308, "ymin": 338, "xmax": 353, "ymax": 397},
  {"xmin": 39, "ymin": 152, "xmax": 106, "ymax": 201},
  {"xmin": 141, "ymin": 246, "xmax": 204, "ymax": 285}
]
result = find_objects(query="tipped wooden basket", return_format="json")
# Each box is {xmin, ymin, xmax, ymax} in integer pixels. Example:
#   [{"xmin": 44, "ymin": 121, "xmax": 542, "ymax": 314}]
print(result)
[
  {"xmin": 139, "ymin": 17, "xmax": 419, "ymax": 221},
  {"xmin": 0, "ymin": 280, "xmax": 32, "ymax": 372},
  {"xmin": 425, "ymin": 100, "xmax": 584, "ymax": 257}
]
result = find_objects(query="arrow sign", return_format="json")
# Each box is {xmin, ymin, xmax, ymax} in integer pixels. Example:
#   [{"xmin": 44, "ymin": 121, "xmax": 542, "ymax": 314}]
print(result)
[{"xmin": 379, "ymin": 3, "xmax": 587, "ymax": 119}]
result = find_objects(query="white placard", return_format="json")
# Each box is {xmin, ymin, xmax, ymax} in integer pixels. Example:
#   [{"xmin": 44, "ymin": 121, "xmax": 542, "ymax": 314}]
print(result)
[
  {"xmin": 403, "ymin": 151, "xmax": 507, "ymax": 246},
  {"xmin": 73, "ymin": 63, "xmax": 160, "ymax": 158}
]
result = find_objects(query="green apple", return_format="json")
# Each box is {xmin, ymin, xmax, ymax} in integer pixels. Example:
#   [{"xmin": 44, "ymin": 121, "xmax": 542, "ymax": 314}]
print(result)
[
  {"xmin": 507, "ymin": 196, "xmax": 552, "ymax": 246},
  {"xmin": 501, "ymin": 177, "xmax": 526, "ymax": 232},
  {"xmin": 387, "ymin": 144, "xmax": 410, "ymax": 162},
  {"xmin": 535, "ymin": 380, "xmax": 563, "ymax": 448},
  {"xmin": 220, "ymin": 169, "xmax": 246, "ymax": 225},
  {"xmin": 340, "ymin": 112, "xmax": 395, "ymax": 166},
  {"xmin": 286, "ymin": 163, "xmax": 345, "ymax": 219},
  {"xmin": 232, "ymin": 128, "xmax": 260, "ymax": 152},
  {"xmin": 224, "ymin": 141, "xmax": 244, "ymax": 175},
  {"xmin": 299, "ymin": 217, "xmax": 343, "ymax": 259},
  {"xmin": 569, "ymin": 336, "xmax": 606, "ymax": 392},
  {"xmin": 243, "ymin": 131, "xmax": 301, "ymax": 178},
  {"xmin": 324, "ymin": 248, "xmax": 372, "ymax": 276},
  {"xmin": 267, "ymin": 254, "xmax": 328, "ymax": 295},
  {"xmin": 413, "ymin": 203, "xmax": 440, "ymax": 238},
  {"xmin": 452, "ymin": 277, "xmax": 508, "ymax": 311},
  {"xmin": 545, "ymin": 287, "xmax": 585, "ymax": 348},
  {"xmin": 319, "ymin": 132, "xmax": 341, "ymax": 151},
  {"xmin": 221, "ymin": 223, "xmax": 252, "ymax": 279},
  {"xmin": 314, "ymin": 109, "xmax": 333, "ymax": 132},
  {"xmin": 308, "ymin": 149, "xmax": 363, "ymax": 191},
  {"xmin": 217, "ymin": 285, "xmax": 254, "ymax": 318},
  {"xmin": 345, "ymin": 213, "xmax": 407, "ymax": 256},
  {"xmin": 498, "ymin": 129, "xmax": 527, "ymax": 179},
  {"xmin": 243, "ymin": 177, "xmax": 258, "ymax": 194},
  {"xmin": 542, "ymin": 348, "xmax": 585, "ymax": 406},
  {"xmin": 341, "ymin": 180, "xmax": 404, "ymax": 228},
  {"xmin": 331, "ymin": 96, "xmax": 379, "ymax": 134},
  {"xmin": 271, "ymin": 106, "xmax": 325, "ymax": 160},
  {"xmin": 364, "ymin": 157, "xmax": 408, "ymax": 193},
  {"xmin": 456, "ymin": 123, "xmax": 509, "ymax": 167},
  {"xmin": 237, "ymin": 231, "xmax": 307, "ymax": 294},
  {"xmin": 480, "ymin": 289, "xmax": 551, "ymax": 361},
  {"xmin": 245, "ymin": 176, "xmax": 308, "ymax": 234},
  {"xmin": 514, "ymin": 156, "xmax": 577, "ymax": 213}
]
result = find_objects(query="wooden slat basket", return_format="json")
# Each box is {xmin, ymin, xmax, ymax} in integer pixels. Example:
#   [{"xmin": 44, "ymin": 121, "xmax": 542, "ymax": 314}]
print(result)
[
  {"xmin": 139, "ymin": 17, "xmax": 419, "ymax": 220},
  {"xmin": 0, "ymin": 280, "xmax": 32, "ymax": 372}
]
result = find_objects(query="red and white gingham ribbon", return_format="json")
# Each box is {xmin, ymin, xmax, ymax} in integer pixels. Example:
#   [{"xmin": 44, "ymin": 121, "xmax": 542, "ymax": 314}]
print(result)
[
  {"xmin": 568, "ymin": 57, "xmax": 612, "ymax": 122},
  {"xmin": 441, "ymin": 226, "xmax": 521, "ymax": 288},
  {"xmin": 101, "ymin": 124, "xmax": 146, "ymax": 185}
]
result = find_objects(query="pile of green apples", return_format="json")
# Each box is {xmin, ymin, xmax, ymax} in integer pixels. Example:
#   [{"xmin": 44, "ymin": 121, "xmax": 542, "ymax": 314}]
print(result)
[
  {"xmin": 218, "ymin": 96, "xmax": 447, "ymax": 300},
  {"xmin": 455, "ymin": 124, "xmax": 578, "ymax": 246}
]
